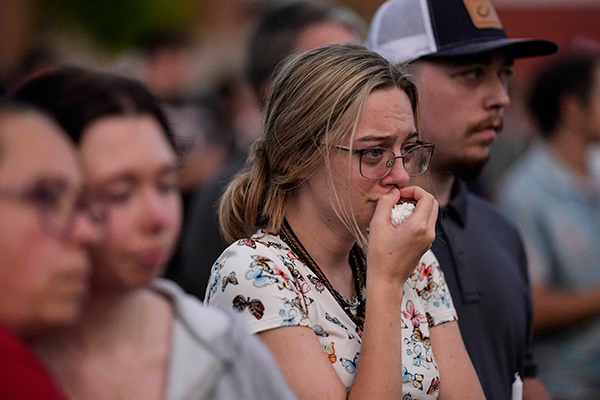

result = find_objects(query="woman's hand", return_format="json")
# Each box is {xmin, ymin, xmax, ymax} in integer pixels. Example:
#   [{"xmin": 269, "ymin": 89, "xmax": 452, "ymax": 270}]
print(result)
[{"xmin": 367, "ymin": 186, "xmax": 438, "ymax": 284}]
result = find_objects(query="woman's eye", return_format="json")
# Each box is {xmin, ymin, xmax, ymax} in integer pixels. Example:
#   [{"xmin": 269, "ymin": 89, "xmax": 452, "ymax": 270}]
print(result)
[
  {"xmin": 401, "ymin": 143, "xmax": 417, "ymax": 154},
  {"xmin": 105, "ymin": 190, "xmax": 131, "ymax": 204},
  {"xmin": 157, "ymin": 174, "xmax": 179, "ymax": 194},
  {"xmin": 361, "ymin": 148, "xmax": 384, "ymax": 160},
  {"xmin": 32, "ymin": 187, "xmax": 62, "ymax": 209},
  {"xmin": 157, "ymin": 181, "xmax": 179, "ymax": 194}
]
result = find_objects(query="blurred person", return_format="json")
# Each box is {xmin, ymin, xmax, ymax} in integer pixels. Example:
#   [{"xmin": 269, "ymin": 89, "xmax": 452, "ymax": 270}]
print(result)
[
  {"xmin": 13, "ymin": 67, "xmax": 297, "ymax": 400},
  {"xmin": 206, "ymin": 43, "xmax": 484, "ymax": 400},
  {"xmin": 0, "ymin": 101, "xmax": 100, "ymax": 399},
  {"xmin": 139, "ymin": 30, "xmax": 229, "ymax": 193},
  {"xmin": 367, "ymin": 0, "xmax": 557, "ymax": 399},
  {"xmin": 179, "ymin": 0, "xmax": 365, "ymax": 300},
  {"xmin": 497, "ymin": 54, "xmax": 600, "ymax": 400}
]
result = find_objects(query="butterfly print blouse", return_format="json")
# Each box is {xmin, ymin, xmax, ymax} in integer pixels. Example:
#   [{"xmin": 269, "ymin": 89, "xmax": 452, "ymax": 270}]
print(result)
[{"xmin": 205, "ymin": 230, "xmax": 457, "ymax": 398}]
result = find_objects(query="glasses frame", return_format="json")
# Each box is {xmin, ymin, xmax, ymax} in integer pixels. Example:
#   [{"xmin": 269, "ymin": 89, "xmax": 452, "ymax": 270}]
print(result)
[
  {"xmin": 0, "ymin": 180, "xmax": 106, "ymax": 238},
  {"xmin": 336, "ymin": 141, "xmax": 435, "ymax": 179}
]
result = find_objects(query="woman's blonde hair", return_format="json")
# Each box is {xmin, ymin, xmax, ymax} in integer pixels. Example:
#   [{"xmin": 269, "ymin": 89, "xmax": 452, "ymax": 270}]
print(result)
[{"xmin": 220, "ymin": 44, "xmax": 418, "ymax": 244}]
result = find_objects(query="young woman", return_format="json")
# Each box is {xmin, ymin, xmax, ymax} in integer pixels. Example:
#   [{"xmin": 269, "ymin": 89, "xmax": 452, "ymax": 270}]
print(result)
[
  {"xmin": 13, "ymin": 68, "xmax": 297, "ymax": 400},
  {"xmin": 205, "ymin": 44, "xmax": 485, "ymax": 400}
]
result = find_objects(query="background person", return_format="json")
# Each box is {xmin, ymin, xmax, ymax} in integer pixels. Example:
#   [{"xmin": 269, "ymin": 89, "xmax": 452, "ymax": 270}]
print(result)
[
  {"xmin": 12, "ymin": 68, "xmax": 297, "ymax": 400},
  {"xmin": 178, "ymin": 0, "xmax": 365, "ymax": 300},
  {"xmin": 366, "ymin": 0, "xmax": 557, "ymax": 399},
  {"xmin": 0, "ymin": 101, "xmax": 100, "ymax": 399},
  {"xmin": 497, "ymin": 53, "xmax": 600, "ymax": 399},
  {"xmin": 206, "ymin": 44, "xmax": 484, "ymax": 400}
]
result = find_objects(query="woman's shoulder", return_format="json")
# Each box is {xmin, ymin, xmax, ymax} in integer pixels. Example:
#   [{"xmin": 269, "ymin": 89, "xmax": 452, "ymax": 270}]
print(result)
[
  {"xmin": 152, "ymin": 279, "xmax": 235, "ymax": 341},
  {"xmin": 153, "ymin": 279, "xmax": 298, "ymax": 400}
]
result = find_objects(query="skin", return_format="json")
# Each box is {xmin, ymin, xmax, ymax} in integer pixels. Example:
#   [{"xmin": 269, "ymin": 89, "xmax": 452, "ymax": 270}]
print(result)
[
  {"xmin": 81, "ymin": 115, "xmax": 182, "ymax": 293},
  {"xmin": 412, "ymin": 53, "xmax": 549, "ymax": 399},
  {"xmin": 413, "ymin": 54, "xmax": 512, "ymax": 205},
  {"xmin": 260, "ymin": 88, "xmax": 484, "ymax": 400},
  {"xmin": 0, "ymin": 111, "xmax": 98, "ymax": 339},
  {"xmin": 36, "ymin": 114, "xmax": 182, "ymax": 400}
]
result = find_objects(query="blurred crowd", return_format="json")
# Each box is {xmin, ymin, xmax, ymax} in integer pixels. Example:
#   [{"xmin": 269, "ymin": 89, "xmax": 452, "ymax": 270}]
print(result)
[{"xmin": 1, "ymin": 0, "xmax": 600, "ymax": 399}]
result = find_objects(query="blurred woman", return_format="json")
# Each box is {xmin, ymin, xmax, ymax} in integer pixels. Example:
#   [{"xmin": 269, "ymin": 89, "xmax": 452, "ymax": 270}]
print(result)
[
  {"xmin": 205, "ymin": 44, "xmax": 484, "ymax": 399},
  {"xmin": 13, "ymin": 68, "xmax": 297, "ymax": 400},
  {"xmin": 0, "ymin": 101, "xmax": 100, "ymax": 399}
]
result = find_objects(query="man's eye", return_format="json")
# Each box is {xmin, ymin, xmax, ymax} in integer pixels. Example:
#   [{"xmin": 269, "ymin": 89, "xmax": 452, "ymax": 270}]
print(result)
[
  {"xmin": 499, "ymin": 67, "xmax": 513, "ymax": 84},
  {"xmin": 460, "ymin": 68, "xmax": 483, "ymax": 80}
]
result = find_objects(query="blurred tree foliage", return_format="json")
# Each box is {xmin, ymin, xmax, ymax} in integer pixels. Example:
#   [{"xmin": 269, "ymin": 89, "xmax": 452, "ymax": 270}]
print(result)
[{"xmin": 39, "ymin": 0, "xmax": 201, "ymax": 50}]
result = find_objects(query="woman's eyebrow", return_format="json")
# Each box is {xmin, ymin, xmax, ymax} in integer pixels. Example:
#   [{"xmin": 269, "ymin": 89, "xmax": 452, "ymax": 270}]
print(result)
[{"xmin": 404, "ymin": 132, "xmax": 419, "ymax": 141}]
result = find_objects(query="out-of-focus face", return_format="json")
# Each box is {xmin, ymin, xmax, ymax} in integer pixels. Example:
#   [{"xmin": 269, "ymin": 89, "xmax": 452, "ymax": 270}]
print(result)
[
  {"xmin": 582, "ymin": 65, "xmax": 600, "ymax": 142},
  {"xmin": 0, "ymin": 112, "xmax": 96, "ymax": 338},
  {"xmin": 80, "ymin": 114, "xmax": 182, "ymax": 292},
  {"xmin": 303, "ymin": 88, "xmax": 415, "ymax": 233},
  {"xmin": 294, "ymin": 22, "xmax": 361, "ymax": 53},
  {"xmin": 416, "ymin": 53, "xmax": 513, "ymax": 180}
]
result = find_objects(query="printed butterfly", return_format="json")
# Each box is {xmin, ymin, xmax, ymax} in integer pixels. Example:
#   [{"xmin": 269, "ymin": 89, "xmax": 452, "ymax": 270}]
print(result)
[
  {"xmin": 417, "ymin": 262, "xmax": 434, "ymax": 281},
  {"xmin": 402, "ymin": 365, "xmax": 424, "ymax": 390},
  {"xmin": 313, "ymin": 325, "xmax": 329, "ymax": 337},
  {"xmin": 232, "ymin": 295, "xmax": 265, "ymax": 320},
  {"xmin": 416, "ymin": 278, "xmax": 438, "ymax": 301},
  {"xmin": 324, "ymin": 342, "xmax": 336, "ymax": 363},
  {"xmin": 403, "ymin": 300, "xmax": 428, "ymax": 327},
  {"xmin": 340, "ymin": 352, "xmax": 360, "ymax": 374},
  {"xmin": 427, "ymin": 377, "xmax": 440, "ymax": 395},
  {"xmin": 237, "ymin": 238, "xmax": 256, "ymax": 249},
  {"xmin": 408, "ymin": 344, "xmax": 432, "ymax": 370},
  {"xmin": 221, "ymin": 272, "xmax": 238, "ymax": 291},
  {"xmin": 308, "ymin": 274, "xmax": 325, "ymax": 293},
  {"xmin": 325, "ymin": 313, "xmax": 348, "ymax": 330}
]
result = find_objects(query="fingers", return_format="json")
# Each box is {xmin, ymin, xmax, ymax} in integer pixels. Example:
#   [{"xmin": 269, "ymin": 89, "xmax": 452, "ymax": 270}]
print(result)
[
  {"xmin": 371, "ymin": 188, "xmax": 401, "ymax": 228},
  {"xmin": 401, "ymin": 186, "xmax": 436, "ymax": 223}
]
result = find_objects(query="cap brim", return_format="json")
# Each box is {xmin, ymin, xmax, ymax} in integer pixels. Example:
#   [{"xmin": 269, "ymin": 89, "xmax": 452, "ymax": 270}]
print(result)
[{"xmin": 424, "ymin": 38, "xmax": 558, "ymax": 60}]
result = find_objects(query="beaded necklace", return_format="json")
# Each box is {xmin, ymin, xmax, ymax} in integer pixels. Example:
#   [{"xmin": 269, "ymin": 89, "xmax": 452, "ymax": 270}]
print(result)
[{"xmin": 279, "ymin": 219, "xmax": 366, "ymax": 334}]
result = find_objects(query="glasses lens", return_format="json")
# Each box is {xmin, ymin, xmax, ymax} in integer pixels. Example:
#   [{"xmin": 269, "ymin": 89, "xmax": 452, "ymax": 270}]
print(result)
[
  {"xmin": 359, "ymin": 148, "xmax": 395, "ymax": 179},
  {"xmin": 404, "ymin": 145, "xmax": 433, "ymax": 177},
  {"xmin": 31, "ymin": 183, "xmax": 74, "ymax": 235}
]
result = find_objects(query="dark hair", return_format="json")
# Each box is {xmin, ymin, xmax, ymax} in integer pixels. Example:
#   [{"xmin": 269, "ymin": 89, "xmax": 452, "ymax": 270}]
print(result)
[
  {"xmin": 10, "ymin": 67, "xmax": 176, "ymax": 149},
  {"xmin": 528, "ymin": 54, "xmax": 600, "ymax": 137},
  {"xmin": 247, "ymin": 0, "xmax": 365, "ymax": 103}
]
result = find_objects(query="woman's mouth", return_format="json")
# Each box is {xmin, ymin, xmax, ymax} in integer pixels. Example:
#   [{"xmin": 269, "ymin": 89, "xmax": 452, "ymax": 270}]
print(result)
[{"xmin": 134, "ymin": 247, "xmax": 167, "ymax": 271}]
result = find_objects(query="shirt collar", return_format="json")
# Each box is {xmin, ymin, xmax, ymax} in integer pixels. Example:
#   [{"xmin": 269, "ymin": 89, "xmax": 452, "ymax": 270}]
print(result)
[{"xmin": 441, "ymin": 180, "xmax": 468, "ymax": 227}]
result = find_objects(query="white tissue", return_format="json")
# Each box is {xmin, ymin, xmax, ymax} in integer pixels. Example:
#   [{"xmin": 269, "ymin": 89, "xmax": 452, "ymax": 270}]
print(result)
[{"xmin": 391, "ymin": 202, "xmax": 415, "ymax": 226}]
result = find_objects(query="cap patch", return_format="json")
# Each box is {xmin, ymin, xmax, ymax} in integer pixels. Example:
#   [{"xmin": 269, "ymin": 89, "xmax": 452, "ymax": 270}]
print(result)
[{"xmin": 462, "ymin": 0, "xmax": 503, "ymax": 30}]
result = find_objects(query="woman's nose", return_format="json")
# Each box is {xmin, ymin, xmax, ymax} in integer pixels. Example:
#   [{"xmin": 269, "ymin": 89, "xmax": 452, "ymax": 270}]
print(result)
[{"xmin": 380, "ymin": 157, "xmax": 410, "ymax": 188}]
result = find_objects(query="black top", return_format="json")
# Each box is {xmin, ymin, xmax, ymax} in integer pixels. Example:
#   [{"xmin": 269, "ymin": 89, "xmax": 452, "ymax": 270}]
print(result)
[
  {"xmin": 176, "ymin": 153, "xmax": 248, "ymax": 299},
  {"xmin": 432, "ymin": 180, "xmax": 536, "ymax": 400}
]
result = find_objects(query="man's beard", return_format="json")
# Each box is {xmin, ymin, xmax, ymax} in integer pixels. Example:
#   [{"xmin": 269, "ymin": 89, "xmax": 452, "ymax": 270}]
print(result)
[
  {"xmin": 447, "ymin": 115, "xmax": 503, "ymax": 181},
  {"xmin": 445, "ymin": 153, "xmax": 490, "ymax": 181}
]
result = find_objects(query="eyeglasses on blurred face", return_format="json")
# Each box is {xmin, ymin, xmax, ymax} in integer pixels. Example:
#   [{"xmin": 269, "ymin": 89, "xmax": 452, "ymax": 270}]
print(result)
[
  {"xmin": 0, "ymin": 178, "xmax": 107, "ymax": 238},
  {"xmin": 336, "ymin": 141, "xmax": 435, "ymax": 179}
]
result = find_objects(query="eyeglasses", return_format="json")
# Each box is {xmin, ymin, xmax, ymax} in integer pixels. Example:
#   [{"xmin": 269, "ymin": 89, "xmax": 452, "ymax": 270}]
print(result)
[
  {"xmin": 0, "ymin": 178, "xmax": 107, "ymax": 238},
  {"xmin": 336, "ymin": 141, "xmax": 435, "ymax": 179}
]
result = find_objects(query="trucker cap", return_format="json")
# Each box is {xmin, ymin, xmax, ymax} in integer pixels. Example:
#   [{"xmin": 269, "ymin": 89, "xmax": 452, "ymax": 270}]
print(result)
[{"xmin": 366, "ymin": 0, "xmax": 558, "ymax": 64}]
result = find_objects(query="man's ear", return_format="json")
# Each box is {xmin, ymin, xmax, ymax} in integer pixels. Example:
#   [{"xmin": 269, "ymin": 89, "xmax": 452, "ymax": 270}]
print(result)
[{"xmin": 560, "ymin": 92, "xmax": 586, "ymax": 128}]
